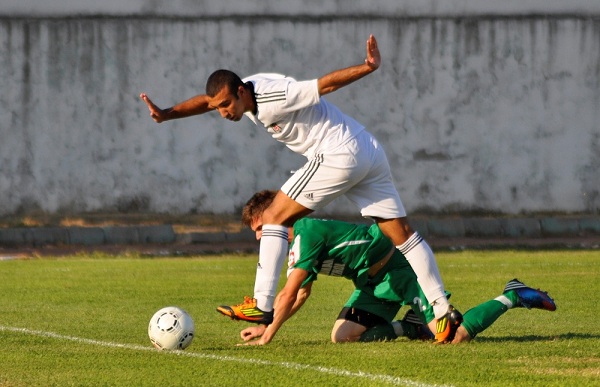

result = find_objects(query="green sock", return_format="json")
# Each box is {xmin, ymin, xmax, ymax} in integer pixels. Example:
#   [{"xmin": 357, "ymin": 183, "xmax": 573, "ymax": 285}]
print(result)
[
  {"xmin": 359, "ymin": 324, "xmax": 398, "ymax": 342},
  {"xmin": 502, "ymin": 289, "xmax": 520, "ymax": 307},
  {"xmin": 461, "ymin": 299, "xmax": 509, "ymax": 339}
]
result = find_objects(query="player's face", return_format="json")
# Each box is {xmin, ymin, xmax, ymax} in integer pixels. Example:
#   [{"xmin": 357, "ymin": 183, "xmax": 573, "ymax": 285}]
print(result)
[
  {"xmin": 209, "ymin": 86, "xmax": 246, "ymax": 122},
  {"xmin": 250, "ymin": 217, "xmax": 294, "ymax": 243},
  {"xmin": 250, "ymin": 217, "xmax": 263, "ymax": 240}
]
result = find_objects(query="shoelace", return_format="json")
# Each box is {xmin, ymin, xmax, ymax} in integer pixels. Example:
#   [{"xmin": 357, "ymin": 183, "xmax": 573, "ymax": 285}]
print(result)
[{"xmin": 237, "ymin": 296, "xmax": 256, "ymax": 308}]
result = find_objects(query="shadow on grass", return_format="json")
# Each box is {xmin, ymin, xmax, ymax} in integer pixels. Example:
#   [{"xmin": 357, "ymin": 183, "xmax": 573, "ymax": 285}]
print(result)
[
  {"xmin": 201, "ymin": 333, "xmax": 598, "ymax": 351},
  {"xmin": 475, "ymin": 332, "xmax": 599, "ymax": 343},
  {"xmin": 203, "ymin": 339, "xmax": 337, "ymax": 351}
]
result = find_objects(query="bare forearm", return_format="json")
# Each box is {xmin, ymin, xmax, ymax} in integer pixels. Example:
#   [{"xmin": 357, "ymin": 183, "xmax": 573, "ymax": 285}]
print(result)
[
  {"xmin": 163, "ymin": 94, "xmax": 214, "ymax": 120},
  {"xmin": 261, "ymin": 292, "xmax": 296, "ymax": 343},
  {"xmin": 245, "ymin": 269, "xmax": 309, "ymax": 345},
  {"xmin": 289, "ymin": 287, "xmax": 310, "ymax": 316},
  {"xmin": 141, "ymin": 92, "xmax": 213, "ymax": 123},
  {"xmin": 317, "ymin": 34, "xmax": 381, "ymax": 96},
  {"xmin": 317, "ymin": 62, "xmax": 377, "ymax": 96}
]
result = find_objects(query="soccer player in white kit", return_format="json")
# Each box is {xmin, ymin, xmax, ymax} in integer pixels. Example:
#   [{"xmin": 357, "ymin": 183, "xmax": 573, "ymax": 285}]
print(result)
[{"xmin": 140, "ymin": 35, "xmax": 459, "ymax": 342}]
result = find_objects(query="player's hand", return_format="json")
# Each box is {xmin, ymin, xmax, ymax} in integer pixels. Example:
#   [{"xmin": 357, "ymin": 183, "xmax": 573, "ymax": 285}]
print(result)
[
  {"xmin": 240, "ymin": 325, "xmax": 266, "ymax": 341},
  {"xmin": 365, "ymin": 34, "xmax": 381, "ymax": 70},
  {"xmin": 140, "ymin": 93, "xmax": 168, "ymax": 123},
  {"xmin": 241, "ymin": 338, "xmax": 268, "ymax": 346}
]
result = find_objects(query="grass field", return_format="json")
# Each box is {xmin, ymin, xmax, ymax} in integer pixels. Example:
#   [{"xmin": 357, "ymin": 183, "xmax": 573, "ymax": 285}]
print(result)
[{"xmin": 0, "ymin": 250, "xmax": 598, "ymax": 386}]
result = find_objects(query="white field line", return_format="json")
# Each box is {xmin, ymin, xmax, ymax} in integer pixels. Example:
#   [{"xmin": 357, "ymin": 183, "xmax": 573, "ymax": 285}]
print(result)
[{"xmin": 0, "ymin": 325, "xmax": 452, "ymax": 387}]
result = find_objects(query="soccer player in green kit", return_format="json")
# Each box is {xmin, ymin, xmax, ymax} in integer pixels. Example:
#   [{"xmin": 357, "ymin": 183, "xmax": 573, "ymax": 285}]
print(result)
[{"xmin": 225, "ymin": 190, "xmax": 557, "ymax": 345}]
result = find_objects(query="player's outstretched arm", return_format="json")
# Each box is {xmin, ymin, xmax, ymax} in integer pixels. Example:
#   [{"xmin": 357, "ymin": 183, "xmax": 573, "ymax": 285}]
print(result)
[
  {"xmin": 239, "ymin": 283, "xmax": 311, "ymax": 345},
  {"xmin": 288, "ymin": 283, "xmax": 312, "ymax": 316},
  {"xmin": 140, "ymin": 93, "xmax": 214, "ymax": 123},
  {"xmin": 317, "ymin": 34, "xmax": 381, "ymax": 96},
  {"xmin": 241, "ymin": 269, "xmax": 309, "ymax": 346}
]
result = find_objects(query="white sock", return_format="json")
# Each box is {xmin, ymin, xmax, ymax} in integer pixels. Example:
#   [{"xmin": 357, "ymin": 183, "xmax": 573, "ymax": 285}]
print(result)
[
  {"xmin": 254, "ymin": 224, "xmax": 289, "ymax": 312},
  {"xmin": 494, "ymin": 295, "xmax": 514, "ymax": 309},
  {"xmin": 398, "ymin": 232, "xmax": 449, "ymax": 319},
  {"xmin": 391, "ymin": 320, "xmax": 404, "ymax": 337}
]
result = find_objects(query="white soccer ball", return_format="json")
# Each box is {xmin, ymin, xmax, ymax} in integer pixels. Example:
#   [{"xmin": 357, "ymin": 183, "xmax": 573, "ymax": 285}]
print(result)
[{"xmin": 148, "ymin": 306, "xmax": 195, "ymax": 350}]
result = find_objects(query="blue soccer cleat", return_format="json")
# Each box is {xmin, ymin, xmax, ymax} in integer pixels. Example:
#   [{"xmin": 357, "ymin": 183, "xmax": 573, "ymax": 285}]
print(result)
[{"xmin": 504, "ymin": 278, "xmax": 556, "ymax": 311}]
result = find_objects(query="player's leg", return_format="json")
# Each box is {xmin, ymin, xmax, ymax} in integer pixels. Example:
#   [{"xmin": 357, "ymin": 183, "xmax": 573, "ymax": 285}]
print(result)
[
  {"xmin": 216, "ymin": 191, "xmax": 310, "ymax": 324},
  {"xmin": 376, "ymin": 217, "xmax": 450, "ymax": 317},
  {"xmin": 238, "ymin": 151, "xmax": 362, "ymax": 320},
  {"xmin": 389, "ymin": 220, "xmax": 464, "ymax": 343},
  {"xmin": 253, "ymin": 192, "xmax": 311, "ymax": 312},
  {"xmin": 248, "ymin": 152, "xmax": 355, "ymax": 317},
  {"xmin": 370, "ymin": 256, "xmax": 450, "ymax": 342},
  {"xmin": 332, "ymin": 288, "xmax": 404, "ymax": 343},
  {"xmin": 332, "ymin": 309, "xmax": 383, "ymax": 343},
  {"xmin": 346, "ymin": 132, "xmax": 457, "ymax": 340},
  {"xmin": 218, "ymin": 151, "xmax": 352, "ymax": 324},
  {"xmin": 341, "ymin": 259, "xmax": 438, "ymax": 343},
  {"xmin": 453, "ymin": 278, "xmax": 556, "ymax": 343},
  {"xmin": 333, "ymin": 309, "xmax": 425, "ymax": 343}
]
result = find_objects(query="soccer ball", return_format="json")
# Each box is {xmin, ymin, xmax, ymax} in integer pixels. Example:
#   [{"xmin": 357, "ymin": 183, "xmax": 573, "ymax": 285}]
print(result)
[{"xmin": 148, "ymin": 306, "xmax": 195, "ymax": 350}]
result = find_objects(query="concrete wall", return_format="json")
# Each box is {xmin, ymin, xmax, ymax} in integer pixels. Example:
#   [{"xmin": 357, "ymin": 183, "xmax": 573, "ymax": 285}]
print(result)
[{"xmin": 1, "ymin": 1, "xmax": 599, "ymax": 216}]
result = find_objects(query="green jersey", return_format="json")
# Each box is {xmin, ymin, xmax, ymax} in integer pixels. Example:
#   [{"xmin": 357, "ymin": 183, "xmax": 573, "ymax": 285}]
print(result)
[
  {"xmin": 288, "ymin": 218, "xmax": 434, "ymax": 324},
  {"xmin": 288, "ymin": 218, "xmax": 393, "ymax": 287}
]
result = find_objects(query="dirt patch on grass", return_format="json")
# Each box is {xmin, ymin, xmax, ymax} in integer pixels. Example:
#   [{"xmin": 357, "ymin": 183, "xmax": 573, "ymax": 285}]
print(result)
[{"xmin": 0, "ymin": 213, "xmax": 243, "ymax": 233}]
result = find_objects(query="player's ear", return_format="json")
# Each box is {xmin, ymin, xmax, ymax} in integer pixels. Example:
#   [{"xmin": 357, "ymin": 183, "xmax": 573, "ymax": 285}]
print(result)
[
  {"xmin": 237, "ymin": 85, "xmax": 246, "ymax": 99},
  {"xmin": 239, "ymin": 85, "xmax": 255, "ymax": 110}
]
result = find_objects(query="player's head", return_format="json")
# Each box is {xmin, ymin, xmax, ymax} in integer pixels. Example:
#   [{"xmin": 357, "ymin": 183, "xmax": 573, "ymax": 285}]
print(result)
[
  {"xmin": 242, "ymin": 190, "xmax": 296, "ymax": 242},
  {"xmin": 242, "ymin": 190, "xmax": 277, "ymax": 239},
  {"xmin": 206, "ymin": 69, "xmax": 243, "ymax": 98},
  {"xmin": 206, "ymin": 70, "xmax": 252, "ymax": 122},
  {"xmin": 242, "ymin": 190, "xmax": 276, "ymax": 227}
]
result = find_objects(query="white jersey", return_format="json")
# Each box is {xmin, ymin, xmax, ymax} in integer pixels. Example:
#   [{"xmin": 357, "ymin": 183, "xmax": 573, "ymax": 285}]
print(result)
[{"xmin": 242, "ymin": 73, "xmax": 365, "ymax": 158}]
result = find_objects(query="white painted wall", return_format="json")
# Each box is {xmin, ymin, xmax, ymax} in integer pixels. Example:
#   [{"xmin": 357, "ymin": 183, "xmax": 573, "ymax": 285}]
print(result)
[
  {"xmin": 2, "ymin": 0, "xmax": 600, "ymax": 17},
  {"xmin": 1, "ymin": 2, "xmax": 599, "ymax": 216}
]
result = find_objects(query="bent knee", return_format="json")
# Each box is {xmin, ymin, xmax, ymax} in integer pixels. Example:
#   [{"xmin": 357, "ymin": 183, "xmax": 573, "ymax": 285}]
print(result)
[
  {"xmin": 374, "ymin": 217, "xmax": 414, "ymax": 244},
  {"xmin": 331, "ymin": 320, "xmax": 363, "ymax": 343},
  {"xmin": 331, "ymin": 331, "xmax": 359, "ymax": 343},
  {"xmin": 262, "ymin": 196, "xmax": 312, "ymax": 226}
]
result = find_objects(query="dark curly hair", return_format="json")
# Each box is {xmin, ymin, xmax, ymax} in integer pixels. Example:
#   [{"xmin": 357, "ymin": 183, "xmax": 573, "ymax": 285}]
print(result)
[{"xmin": 241, "ymin": 190, "xmax": 277, "ymax": 227}]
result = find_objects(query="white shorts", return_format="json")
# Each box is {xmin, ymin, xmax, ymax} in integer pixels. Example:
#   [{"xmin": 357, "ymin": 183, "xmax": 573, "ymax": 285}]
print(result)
[{"xmin": 281, "ymin": 130, "xmax": 406, "ymax": 219}]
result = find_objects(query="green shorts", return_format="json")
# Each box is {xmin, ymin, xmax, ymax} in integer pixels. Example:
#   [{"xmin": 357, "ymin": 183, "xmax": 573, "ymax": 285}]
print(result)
[{"xmin": 343, "ymin": 251, "xmax": 436, "ymax": 324}]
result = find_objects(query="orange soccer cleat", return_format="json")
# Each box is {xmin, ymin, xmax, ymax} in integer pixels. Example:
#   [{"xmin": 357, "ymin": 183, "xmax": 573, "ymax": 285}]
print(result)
[
  {"xmin": 434, "ymin": 305, "xmax": 463, "ymax": 344},
  {"xmin": 216, "ymin": 296, "xmax": 274, "ymax": 325}
]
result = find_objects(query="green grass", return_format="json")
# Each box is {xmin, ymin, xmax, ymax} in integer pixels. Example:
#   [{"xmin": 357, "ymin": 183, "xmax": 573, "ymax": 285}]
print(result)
[{"xmin": 0, "ymin": 250, "xmax": 598, "ymax": 386}]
